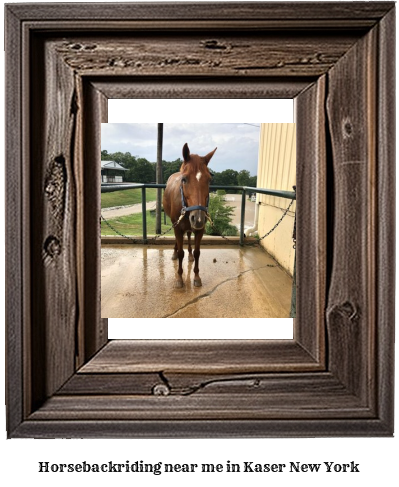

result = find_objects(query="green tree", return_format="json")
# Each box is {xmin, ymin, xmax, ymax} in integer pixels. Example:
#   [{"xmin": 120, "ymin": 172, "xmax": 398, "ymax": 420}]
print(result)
[
  {"xmin": 237, "ymin": 169, "xmax": 251, "ymax": 187},
  {"xmin": 205, "ymin": 194, "xmax": 238, "ymax": 236},
  {"xmin": 126, "ymin": 157, "xmax": 155, "ymax": 183},
  {"xmin": 248, "ymin": 175, "xmax": 257, "ymax": 188},
  {"xmin": 211, "ymin": 169, "xmax": 239, "ymax": 192},
  {"xmin": 162, "ymin": 158, "xmax": 182, "ymax": 183},
  {"xmin": 108, "ymin": 151, "xmax": 128, "ymax": 166},
  {"xmin": 136, "ymin": 157, "xmax": 155, "ymax": 183}
]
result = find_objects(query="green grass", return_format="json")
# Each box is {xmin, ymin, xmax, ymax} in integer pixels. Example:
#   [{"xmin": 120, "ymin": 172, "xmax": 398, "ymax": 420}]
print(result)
[
  {"xmin": 101, "ymin": 210, "xmax": 173, "ymax": 236},
  {"xmin": 101, "ymin": 188, "xmax": 158, "ymax": 209}
]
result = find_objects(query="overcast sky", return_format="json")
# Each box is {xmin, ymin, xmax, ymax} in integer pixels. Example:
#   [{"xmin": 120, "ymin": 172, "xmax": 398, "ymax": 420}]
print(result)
[{"xmin": 101, "ymin": 123, "xmax": 261, "ymax": 175}]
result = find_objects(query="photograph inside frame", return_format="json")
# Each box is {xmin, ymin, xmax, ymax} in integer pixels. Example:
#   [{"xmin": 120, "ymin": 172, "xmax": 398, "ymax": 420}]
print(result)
[{"xmin": 100, "ymin": 121, "xmax": 296, "ymax": 324}]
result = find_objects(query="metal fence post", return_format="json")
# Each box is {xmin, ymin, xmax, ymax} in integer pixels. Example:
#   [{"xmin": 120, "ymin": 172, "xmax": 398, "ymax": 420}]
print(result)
[
  {"xmin": 141, "ymin": 186, "xmax": 147, "ymax": 243},
  {"xmin": 240, "ymin": 189, "xmax": 246, "ymax": 246}
]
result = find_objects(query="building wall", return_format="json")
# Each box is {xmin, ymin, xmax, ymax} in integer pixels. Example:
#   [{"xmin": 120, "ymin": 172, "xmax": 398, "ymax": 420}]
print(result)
[
  {"xmin": 101, "ymin": 172, "xmax": 123, "ymax": 183},
  {"xmin": 256, "ymin": 123, "xmax": 296, "ymax": 276}
]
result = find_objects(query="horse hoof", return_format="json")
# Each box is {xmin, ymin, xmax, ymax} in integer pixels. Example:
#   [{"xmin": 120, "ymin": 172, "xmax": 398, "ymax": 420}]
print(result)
[
  {"xmin": 171, "ymin": 254, "xmax": 178, "ymax": 261},
  {"xmin": 174, "ymin": 280, "xmax": 184, "ymax": 289},
  {"xmin": 188, "ymin": 254, "xmax": 194, "ymax": 262},
  {"xmin": 194, "ymin": 279, "xmax": 202, "ymax": 287}
]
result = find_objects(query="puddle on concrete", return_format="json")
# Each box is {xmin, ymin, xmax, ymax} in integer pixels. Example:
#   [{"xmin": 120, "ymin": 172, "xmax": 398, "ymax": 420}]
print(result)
[{"xmin": 101, "ymin": 245, "xmax": 293, "ymax": 319}]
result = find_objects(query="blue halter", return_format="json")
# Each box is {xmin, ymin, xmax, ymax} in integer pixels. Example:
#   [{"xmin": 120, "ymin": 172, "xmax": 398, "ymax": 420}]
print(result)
[{"xmin": 180, "ymin": 184, "xmax": 209, "ymax": 215}]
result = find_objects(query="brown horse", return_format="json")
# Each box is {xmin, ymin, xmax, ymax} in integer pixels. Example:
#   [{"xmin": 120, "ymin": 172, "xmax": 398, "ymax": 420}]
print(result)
[{"xmin": 163, "ymin": 143, "xmax": 217, "ymax": 288}]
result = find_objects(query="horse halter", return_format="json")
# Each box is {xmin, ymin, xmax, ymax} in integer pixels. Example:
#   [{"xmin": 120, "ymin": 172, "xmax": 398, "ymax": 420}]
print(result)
[{"xmin": 179, "ymin": 183, "xmax": 209, "ymax": 215}]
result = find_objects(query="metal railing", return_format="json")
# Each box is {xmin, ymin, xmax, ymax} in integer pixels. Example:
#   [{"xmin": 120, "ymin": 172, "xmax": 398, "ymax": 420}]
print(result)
[{"xmin": 101, "ymin": 183, "xmax": 296, "ymax": 245}]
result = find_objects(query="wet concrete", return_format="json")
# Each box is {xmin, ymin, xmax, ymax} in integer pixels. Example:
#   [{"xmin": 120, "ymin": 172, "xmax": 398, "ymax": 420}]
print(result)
[{"xmin": 101, "ymin": 244, "xmax": 293, "ymax": 318}]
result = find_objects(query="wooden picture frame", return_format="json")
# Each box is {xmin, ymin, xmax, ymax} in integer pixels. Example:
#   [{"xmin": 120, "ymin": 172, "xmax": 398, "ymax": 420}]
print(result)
[{"xmin": 5, "ymin": 2, "xmax": 395, "ymax": 438}]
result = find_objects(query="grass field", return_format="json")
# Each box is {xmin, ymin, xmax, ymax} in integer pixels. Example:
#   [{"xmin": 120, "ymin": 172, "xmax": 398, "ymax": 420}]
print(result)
[
  {"xmin": 101, "ymin": 210, "xmax": 173, "ymax": 236},
  {"xmin": 101, "ymin": 188, "xmax": 158, "ymax": 209}
]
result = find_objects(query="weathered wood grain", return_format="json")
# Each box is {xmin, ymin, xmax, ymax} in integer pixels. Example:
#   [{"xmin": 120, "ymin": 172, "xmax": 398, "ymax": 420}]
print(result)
[
  {"xmin": 14, "ymin": 418, "xmax": 391, "ymax": 439},
  {"xmin": 7, "ymin": 2, "xmax": 394, "ymax": 23},
  {"xmin": 91, "ymin": 79, "xmax": 311, "ymax": 100},
  {"xmin": 53, "ymin": 34, "xmax": 361, "ymax": 78},
  {"xmin": 5, "ymin": 5, "xmax": 24, "ymax": 436},
  {"xmin": 376, "ymin": 6, "xmax": 395, "ymax": 432},
  {"xmin": 326, "ymin": 25, "xmax": 377, "ymax": 405},
  {"xmin": 61, "ymin": 371, "xmax": 349, "ymax": 397},
  {"xmin": 81, "ymin": 81, "xmax": 109, "ymax": 361},
  {"xmin": 32, "ymin": 371, "xmax": 373, "ymax": 421},
  {"xmin": 79, "ymin": 340, "xmax": 321, "ymax": 374},
  {"xmin": 59, "ymin": 372, "xmax": 162, "ymax": 395},
  {"xmin": 30, "ymin": 36, "xmax": 78, "ymax": 408},
  {"xmin": 30, "ymin": 397, "xmax": 371, "ymax": 421},
  {"xmin": 295, "ymin": 75, "xmax": 327, "ymax": 364}
]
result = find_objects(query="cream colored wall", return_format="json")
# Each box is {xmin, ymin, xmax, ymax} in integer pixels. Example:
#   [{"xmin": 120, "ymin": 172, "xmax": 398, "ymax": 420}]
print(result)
[{"xmin": 256, "ymin": 123, "xmax": 296, "ymax": 276}]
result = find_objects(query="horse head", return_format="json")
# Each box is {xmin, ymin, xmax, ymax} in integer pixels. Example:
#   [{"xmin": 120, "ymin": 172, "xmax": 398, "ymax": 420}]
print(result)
[{"xmin": 180, "ymin": 143, "xmax": 217, "ymax": 231}]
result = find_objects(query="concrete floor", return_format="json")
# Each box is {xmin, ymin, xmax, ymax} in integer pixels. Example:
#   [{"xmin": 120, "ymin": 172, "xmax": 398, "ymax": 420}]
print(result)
[{"xmin": 101, "ymin": 244, "xmax": 293, "ymax": 318}]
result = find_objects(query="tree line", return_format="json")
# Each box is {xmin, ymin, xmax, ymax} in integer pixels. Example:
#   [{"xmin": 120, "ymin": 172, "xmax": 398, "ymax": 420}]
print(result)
[{"xmin": 101, "ymin": 150, "xmax": 257, "ymax": 190}]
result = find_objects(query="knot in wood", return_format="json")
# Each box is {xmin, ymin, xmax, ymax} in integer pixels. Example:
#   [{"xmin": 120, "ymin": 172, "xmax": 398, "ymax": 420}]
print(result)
[
  {"xmin": 339, "ymin": 301, "xmax": 358, "ymax": 321},
  {"xmin": 44, "ymin": 236, "xmax": 61, "ymax": 258},
  {"xmin": 152, "ymin": 383, "xmax": 170, "ymax": 396},
  {"xmin": 83, "ymin": 44, "xmax": 97, "ymax": 51},
  {"xmin": 343, "ymin": 119, "xmax": 353, "ymax": 137},
  {"xmin": 201, "ymin": 39, "xmax": 227, "ymax": 50},
  {"xmin": 45, "ymin": 181, "xmax": 56, "ymax": 197}
]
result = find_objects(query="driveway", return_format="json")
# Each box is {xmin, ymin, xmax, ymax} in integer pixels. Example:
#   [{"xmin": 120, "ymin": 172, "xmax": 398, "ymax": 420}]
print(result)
[{"xmin": 102, "ymin": 200, "xmax": 157, "ymax": 218}]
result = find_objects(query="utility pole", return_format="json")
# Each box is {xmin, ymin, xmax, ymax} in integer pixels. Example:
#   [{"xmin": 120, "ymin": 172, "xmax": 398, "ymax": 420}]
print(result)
[{"xmin": 155, "ymin": 123, "xmax": 163, "ymax": 234}]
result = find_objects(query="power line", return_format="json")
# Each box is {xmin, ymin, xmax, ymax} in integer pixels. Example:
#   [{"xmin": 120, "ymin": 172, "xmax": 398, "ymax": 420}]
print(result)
[{"xmin": 243, "ymin": 123, "xmax": 260, "ymax": 128}]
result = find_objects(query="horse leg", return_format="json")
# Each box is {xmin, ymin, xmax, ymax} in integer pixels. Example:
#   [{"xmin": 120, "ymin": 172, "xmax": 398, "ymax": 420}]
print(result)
[
  {"xmin": 174, "ymin": 229, "xmax": 185, "ymax": 289},
  {"xmin": 171, "ymin": 240, "xmax": 178, "ymax": 260},
  {"xmin": 193, "ymin": 230, "xmax": 204, "ymax": 287},
  {"xmin": 187, "ymin": 231, "xmax": 194, "ymax": 262}
]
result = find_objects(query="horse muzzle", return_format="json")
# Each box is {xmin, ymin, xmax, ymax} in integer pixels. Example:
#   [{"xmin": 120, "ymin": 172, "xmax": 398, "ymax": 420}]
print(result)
[{"xmin": 189, "ymin": 210, "xmax": 206, "ymax": 230}]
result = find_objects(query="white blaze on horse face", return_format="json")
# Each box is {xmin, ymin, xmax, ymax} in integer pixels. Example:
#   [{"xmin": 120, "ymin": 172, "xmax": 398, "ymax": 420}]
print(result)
[{"xmin": 196, "ymin": 171, "xmax": 202, "ymax": 181}]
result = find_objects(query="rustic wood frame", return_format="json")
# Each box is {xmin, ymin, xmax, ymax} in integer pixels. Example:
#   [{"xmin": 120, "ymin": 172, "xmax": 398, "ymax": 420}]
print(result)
[{"xmin": 5, "ymin": 2, "xmax": 395, "ymax": 438}]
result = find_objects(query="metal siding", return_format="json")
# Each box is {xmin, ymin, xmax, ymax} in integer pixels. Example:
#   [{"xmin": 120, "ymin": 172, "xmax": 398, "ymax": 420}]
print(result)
[{"xmin": 256, "ymin": 123, "xmax": 296, "ymax": 275}]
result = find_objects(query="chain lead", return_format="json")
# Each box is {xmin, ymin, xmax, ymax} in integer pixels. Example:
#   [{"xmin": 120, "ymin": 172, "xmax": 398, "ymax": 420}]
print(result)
[
  {"xmin": 258, "ymin": 199, "xmax": 294, "ymax": 242},
  {"xmin": 101, "ymin": 211, "xmax": 183, "ymax": 243},
  {"xmin": 101, "ymin": 214, "xmax": 139, "ymax": 243}
]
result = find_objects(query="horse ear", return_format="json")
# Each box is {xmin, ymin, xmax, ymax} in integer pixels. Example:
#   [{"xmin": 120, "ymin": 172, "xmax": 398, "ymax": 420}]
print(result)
[
  {"xmin": 204, "ymin": 147, "xmax": 217, "ymax": 165},
  {"xmin": 182, "ymin": 143, "xmax": 190, "ymax": 162}
]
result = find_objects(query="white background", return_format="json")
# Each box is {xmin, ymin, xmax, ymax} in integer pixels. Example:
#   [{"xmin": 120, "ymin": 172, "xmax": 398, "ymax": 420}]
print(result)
[{"xmin": 1, "ymin": 1, "xmax": 398, "ymax": 486}]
